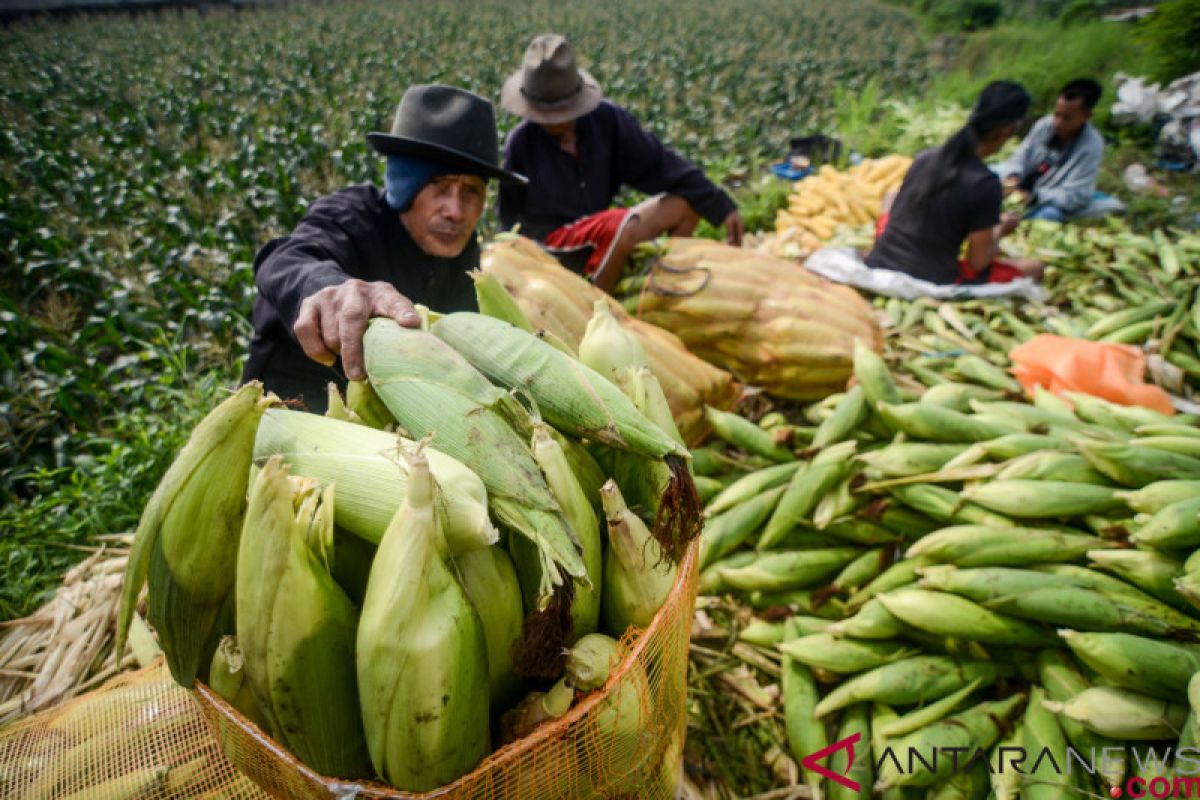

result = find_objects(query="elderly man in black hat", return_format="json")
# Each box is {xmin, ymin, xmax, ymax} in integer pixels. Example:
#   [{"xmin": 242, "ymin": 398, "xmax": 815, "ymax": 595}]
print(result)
[
  {"xmin": 497, "ymin": 34, "xmax": 744, "ymax": 293},
  {"xmin": 242, "ymin": 84, "xmax": 525, "ymax": 410}
]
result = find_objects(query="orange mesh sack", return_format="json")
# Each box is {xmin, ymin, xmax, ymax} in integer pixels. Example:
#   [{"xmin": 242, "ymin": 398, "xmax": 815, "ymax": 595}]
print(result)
[
  {"xmin": 0, "ymin": 542, "xmax": 697, "ymax": 799},
  {"xmin": 1010, "ymin": 334, "xmax": 1175, "ymax": 415}
]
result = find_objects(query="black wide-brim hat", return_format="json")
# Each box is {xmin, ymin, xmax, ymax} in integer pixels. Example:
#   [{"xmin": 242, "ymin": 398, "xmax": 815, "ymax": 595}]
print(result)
[{"xmin": 368, "ymin": 84, "xmax": 527, "ymax": 185}]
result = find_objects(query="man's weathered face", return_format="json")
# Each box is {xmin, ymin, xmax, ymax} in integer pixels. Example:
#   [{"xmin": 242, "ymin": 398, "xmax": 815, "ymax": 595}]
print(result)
[
  {"xmin": 400, "ymin": 174, "xmax": 487, "ymax": 257},
  {"xmin": 1052, "ymin": 95, "xmax": 1090, "ymax": 140}
]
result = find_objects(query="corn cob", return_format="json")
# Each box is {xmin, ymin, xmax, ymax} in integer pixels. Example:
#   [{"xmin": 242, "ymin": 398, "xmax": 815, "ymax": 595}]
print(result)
[
  {"xmin": 363, "ymin": 320, "xmax": 584, "ymax": 600},
  {"xmin": 718, "ymin": 547, "xmax": 862, "ymax": 593},
  {"xmin": 119, "ymin": 382, "xmax": 274, "ymax": 687},
  {"xmin": 876, "ymin": 678, "xmax": 981, "ymax": 738},
  {"xmin": 960, "ymin": 480, "xmax": 1124, "ymax": 518},
  {"xmin": 703, "ymin": 405, "xmax": 794, "ymax": 463},
  {"xmin": 1043, "ymin": 687, "xmax": 1188, "ymax": 741},
  {"xmin": 813, "ymin": 471, "xmax": 868, "ymax": 529},
  {"xmin": 827, "ymin": 597, "xmax": 907, "ymax": 640},
  {"xmin": 978, "ymin": 433, "xmax": 1073, "ymax": 460},
  {"xmin": 907, "ymin": 525, "xmax": 1108, "ymax": 567},
  {"xmin": 761, "ymin": 441, "xmax": 858, "ymax": 548},
  {"xmin": 356, "ymin": 449, "xmax": 489, "ymax": 790},
  {"xmin": 208, "ymin": 636, "xmax": 269, "ymax": 731},
  {"xmin": 698, "ymin": 551, "xmax": 756, "ymax": 594},
  {"xmin": 254, "ymin": 408, "xmax": 496, "ymax": 554},
  {"xmin": 1133, "ymin": 435, "xmax": 1200, "ymax": 458},
  {"xmin": 346, "ymin": 378, "xmax": 396, "ymax": 430},
  {"xmin": 821, "ymin": 517, "xmax": 902, "ymax": 546},
  {"xmin": 600, "ymin": 479, "xmax": 676, "ymax": 636},
  {"xmin": 1032, "ymin": 564, "xmax": 1200, "ymax": 632},
  {"xmin": 993, "ymin": 451, "xmax": 1111, "ymax": 485},
  {"xmin": 830, "ymin": 546, "xmax": 891, "ymax": 594},
  {"xmin": 782, "ymin": 619, "xmax": 827, "ymax": 800},
  {"xmin": 989, "ymin": 722, "xmax": 1025, "ymax": 800},
  {"xmin": 845, "ymin": 555, "xmax": 938, "ymax": 612},
  {"xmin": 578, "ymin": 299, "xmax": 647, "ymax": 383},
  {"xmin": 531, "ymin": 422, "xmax": 601, "ymax": 639},
  {"xmin": 704, "ymin": 461, "xmax": 802, "ymax": 516},
  {"xmin": 1088, "ymin": 548, "xmax": 1186, "ymax": 609},
  {"xmin": 1022, "ymin": 685, "xmax": 1075, "ymax": 800},
  {"xmin": 453, "ymin": 546, "xmax": 524, "ymax": 706},
  {"xmin": 854, "ymin": 341, "xmax": 902, "ymax": 406},
  {"xmin": 1131, "ymin": 496, "xmax": 1200, "ymax": 549},
  {"xmin": 877, "ymin": 588, "xmax": 1056, "ymax": 646},
  {"xmin": 856, "ymin": 443, "xmax": 971, "ymax": 478},
  {"xmin": 814, "ymin": 656, "xmax": 1007, "ymax": 718},
  {"xmin": 1076, "ymin": 437, "xmax": 1200, "ymax": 487},
  {"xmin": 920, "ymin": 382, "xmax": 1004, "ymax": 412},
  {"xmin": 888, "ymin": 484, "xmax": 1016, "ymax": 527},
  {"xmin": 495, "ymin": 678, "xmax": 575, "ymax": 748},
  {"xmin": 236, "ymin": 458, "xmax": 372, "ymax": 778},
  {"xmin": 1135, "ymin": 423, "xmax": 1200, "ymax": 439},
  {"xmin": 829, "ymin": 704, "xmax": 873, "ymax": 800},
  {"xmin": 813, "ymin": 384, "xmax": 869, "ymax": 448},
  {"xmin": 1060, "ymin": 629, "xmax": 1200, "ymax": 699},
  {"xmin": 1035, "ymin": 649, "xmax": 1124, "ymax": 791},
  {"xmin": 699, "ymin": 484, "xmax": 787, "ymax": 568},
  {"xmin": 876, "ymin": 402, "xmax": 1022, "ymax": 443},
  {"xmin": 472, "ymin": 269, "xmax": 535, "ymax": 332},
  {"xmin": 953, "ymin": 354, "xmax": 1021, "ymax": 393},
  {"xmin": 780, "ymin": 633, "xmax": 917, "ymax": 674},
  {"xmin": 876, "ymin": 695, "xmax": 1024, "ymax": 788}
]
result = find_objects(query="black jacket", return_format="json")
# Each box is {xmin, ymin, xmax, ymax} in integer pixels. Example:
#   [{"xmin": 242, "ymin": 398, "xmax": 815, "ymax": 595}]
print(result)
[{"xmin": 242, "ymin": 184, "xmax": 479, "ymax": 410}]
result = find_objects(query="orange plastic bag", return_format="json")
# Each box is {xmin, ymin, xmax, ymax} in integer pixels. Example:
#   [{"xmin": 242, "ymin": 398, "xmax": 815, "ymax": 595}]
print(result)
[{"xmin": 1009, "ymin": 334, "xmax": 1174, "ymax": 415}]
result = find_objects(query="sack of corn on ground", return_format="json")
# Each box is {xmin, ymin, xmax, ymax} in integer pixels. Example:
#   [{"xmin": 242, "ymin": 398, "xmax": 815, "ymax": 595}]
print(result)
[
  {"xmin": 109, "ymin": 299, "xmax": 708, "ymax": 797},
  {"xmin": 616, "ymin": 237, "xmax": 884, "ymax": 401},
  {"xmin": 480, "ymin": 234, "xmax": 738, "ymax": 443},
  {"xmin": 772, "ymin": 155, "xmax": 911, "ymax": 257},
  {"xmin": 690, "ymin": 338, "xmax": 1200, "ymax": 797}
]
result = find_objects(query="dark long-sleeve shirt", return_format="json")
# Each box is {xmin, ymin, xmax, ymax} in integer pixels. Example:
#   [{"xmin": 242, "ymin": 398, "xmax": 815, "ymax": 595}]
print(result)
[
  {"xmin": 497, "ymin": 100, "xmax": 736, "ymax": 240},
  {"xmin": 242, "ymin": 184, "xmax": 479, "ymax": 411}
]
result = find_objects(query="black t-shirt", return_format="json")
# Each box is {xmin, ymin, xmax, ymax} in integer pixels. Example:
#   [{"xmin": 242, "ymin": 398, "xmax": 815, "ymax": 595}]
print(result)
[
  {"xmin": 865, "ymin": 149, "xmax": 1002, "ymax": 285},
  {"xmin": 242, "ymin": 184, "xmax": 480, "ymax": 411}
]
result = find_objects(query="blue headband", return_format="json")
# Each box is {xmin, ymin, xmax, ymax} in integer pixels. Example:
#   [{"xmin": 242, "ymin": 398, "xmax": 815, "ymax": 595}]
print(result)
[{"xmin": 384, "ymin": 155, "xmax": 456, "ymax": 211}]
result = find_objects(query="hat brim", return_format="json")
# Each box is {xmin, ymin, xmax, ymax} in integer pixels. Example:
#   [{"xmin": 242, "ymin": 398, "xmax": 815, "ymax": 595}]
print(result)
[
  {"xmin": 365, "ymin": 134, "xmax": 528, "ymax": 185},
  {"xmin": 500, "ymin": 68, "xmax": 604, "ymax": 125}
]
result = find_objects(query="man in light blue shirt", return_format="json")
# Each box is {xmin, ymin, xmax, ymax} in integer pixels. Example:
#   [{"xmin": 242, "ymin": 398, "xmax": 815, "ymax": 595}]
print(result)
[{"xmin": 997, "ymin": 78, "xmax": 1107, "ymax": 222}]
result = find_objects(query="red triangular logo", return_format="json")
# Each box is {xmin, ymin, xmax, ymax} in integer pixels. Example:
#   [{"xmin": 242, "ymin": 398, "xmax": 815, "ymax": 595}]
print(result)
[{"xmin": 800, "ymin": 732, "xmax": 862, "ymax": 792}]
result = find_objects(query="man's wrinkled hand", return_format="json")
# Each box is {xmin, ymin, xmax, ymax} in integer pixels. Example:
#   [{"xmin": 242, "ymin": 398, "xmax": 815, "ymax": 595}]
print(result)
[
  {"xmin": 723, "ymin": 210, "xmax": 745, "ymax": 247},
  {"xmin": 293, "ymin": 279, "xmax": 420, "ymax": 381},
  {"xmin": 999, "ymin": 211, "xmax": 1022, "ymax": 236}
]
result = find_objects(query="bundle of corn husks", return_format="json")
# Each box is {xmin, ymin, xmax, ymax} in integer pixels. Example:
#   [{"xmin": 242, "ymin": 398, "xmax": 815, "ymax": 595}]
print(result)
[
  {"xmin": 688, "ymin": 341, "xmax": 1200, "ymax": 797},
  {"xmin": 115, "ymin": 293, "xmax": 702, "ymax": 794},
  {"xmin": 480, "ymin": 235, "xmax": 738, "ymax": 442},
  {"xmin": 772, "ymin": 155, "xmax": 911, "ymax": 257},
  {"xmin": 616, "ymin": 238, "xmax": 883, "ymax": 401}
]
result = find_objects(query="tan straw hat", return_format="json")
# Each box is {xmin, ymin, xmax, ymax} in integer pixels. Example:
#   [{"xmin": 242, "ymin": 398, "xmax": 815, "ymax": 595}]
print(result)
[{"xmin": 500, "ymin": 34, "xmax": 604, "ymax": 125}]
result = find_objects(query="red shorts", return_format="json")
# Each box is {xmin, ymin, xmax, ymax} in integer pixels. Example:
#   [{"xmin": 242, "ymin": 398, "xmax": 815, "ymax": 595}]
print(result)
[
  {"xmin": 544, "ymin": 208, "xmax": 631, "ymax": 275},
  {"xmin": 874, "ymin": 211, "xmax": 1021, "ymax": 284}
]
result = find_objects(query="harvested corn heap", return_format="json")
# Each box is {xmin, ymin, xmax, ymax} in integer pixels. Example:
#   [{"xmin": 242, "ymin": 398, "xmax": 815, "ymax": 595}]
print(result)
[
  {"xmin": 479, "ymin": 235, "xmax": 738, "ymax": 443},
  {"xmin": 116, "ymin": 300, "xmax": 703, "ymax": 795},
  {"xmin": 616, "ymin": 238, "xmax": 884, "ymax": 400}
]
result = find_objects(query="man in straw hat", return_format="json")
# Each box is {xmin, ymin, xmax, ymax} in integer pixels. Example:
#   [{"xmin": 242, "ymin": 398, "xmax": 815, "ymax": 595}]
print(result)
[
  {"xmin": 242, "ymin": 84, "xmax": 526, "ymax": 411},
  {"xmin": 498, "ymin": 33, "xmax": 743, "ymax": 292}
]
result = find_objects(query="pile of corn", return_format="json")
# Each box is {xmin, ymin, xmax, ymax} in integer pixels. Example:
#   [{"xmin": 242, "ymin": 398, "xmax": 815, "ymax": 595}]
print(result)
[
  {"xmin": 480, "ymin": 235, "xmax": 738, "ymax": 443},
  {"xmin": 116, "ymin": 288, "xmax": 704, "ymax": 793},
  {"xmin": 615, "ymin": 238, "xmax": 883, "ymax": 401},
  {"xmin": 694, "ymin": 343, "xmax": 1200, "ymax": 797},
  {"xmin": 772, "ymin": 155, "xmax": 912, "ymax": 257}
]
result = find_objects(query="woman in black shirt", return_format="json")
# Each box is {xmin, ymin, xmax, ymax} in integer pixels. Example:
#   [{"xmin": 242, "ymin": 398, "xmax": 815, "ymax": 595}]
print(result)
[{"xmin": 866, "ymin": 81, "xmax": 1044, "ymax": 285}]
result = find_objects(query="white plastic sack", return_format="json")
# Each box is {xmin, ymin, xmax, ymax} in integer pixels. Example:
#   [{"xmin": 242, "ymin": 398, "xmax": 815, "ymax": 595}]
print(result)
[{"xmin": 804, "ymin": 247, "xmax": 1046, "ymax": 303}]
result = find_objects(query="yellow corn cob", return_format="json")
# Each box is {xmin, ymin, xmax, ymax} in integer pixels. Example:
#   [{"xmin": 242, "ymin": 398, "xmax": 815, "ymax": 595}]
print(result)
[{"xmin": 600, "ymin": 479, "xmax": 677, "ymax": 637}]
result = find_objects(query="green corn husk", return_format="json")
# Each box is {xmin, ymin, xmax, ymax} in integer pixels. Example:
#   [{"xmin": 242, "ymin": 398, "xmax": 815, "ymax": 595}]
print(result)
[
  {"xmin": 704, "ymin": 405, "xmax": 794, "ymax": 463},
  {"xmin": 876, "ymin": 401, "xmax": 1022, "ymax": 443},
  {"xmin": 346, "ymin": 379, "xmax": 397, "ymax": 430},
  {"xmin": 920, "ymin": 381, "xmax": 1004, "ymax": 412},
  {"xmin": 577, "ymin": 299, "xmax": 648, "ymax": 383},
  {"xmin": 120, "ymin": 382, "xmax": 274, "ymax": 687},
  {"xmin": 531, "ymin": 422, "xmax": 602, "ymax": 640},
  {"xmin": 977, "ymin": 433, "xmax": 1073, "ymax": 460},
  {"xmin": 699, "ymin": 485, "xmax": 787, "ymax": 568},
  {"xmin": 363, "ymin": 319, "xmax": 584, "ymax": 601},
  {"xmin": 875, "ymin": 678, "xmax": 982, "ymax": 739},
  {"xmin": 1132, "ymin": 435, "xmax": 1200, "ymax": 458},
  {"xmin": 761, "ymin": 441, "xmax": 858, "ymax": 549},
  {"xmin": 856, "ymin": 443, "xmax": 971, "ymax": 478},
  {"xmin": 876, "ymin": 695, "xmax": 1025, "ymax": 788},
  {"xmin": 821, "ymin": 517, "xmax": 902, "ymax": 546},
  {"xmin": 906, "ymin": 525, "xmax": 1109, "ymax": 567},
  {"xmin": 704, "ymin": 459, "xmax": 802, "ymax": 516},
  {"xmin": 953, "ymin": 354, "xmax": 1022, "ymax": 393},
  {"xmin": 1032, "ymin": 564, "xmax": 1200, "ymax": 633},
  {"xmin": 814, "ymin": 656, "xmax": 1007, "ymax": 718},
  {"xmin": 237, "ymin": 459, "xmax": 372, "ymax": 779},
  {"xmin": 1060, "ymin": 629, "xmax": 1200, "ymax": 700},
  {"xmin": 845, "ymin": 556, "xmax": 939, "ymax": 612},
  {"xmin": 830, "ymin": 703, "xmax": 873, "ymax": 800},
  {"xmin": 813, "ymin": 384, "xmax": 869, "ymax": 448},
  {"xmin": 1131, "ymin": 496, "xmax": 1200, "ymax": 549},
  {"xmin": 779, "ymin": 633, "xmax": 917, "ymax": 674},
  {"xmin": 1117, "ymin": 480, "xmax": 1200, "ymax": 514},
  {"xmin": 600, "ymin": 480, "xmax": 676, "ymax": 637},
  {"xmin": 717, "ymin": 547, "xmax": 862, "ymax": 593},
  {"xmin": 888, "ymin": 484, "xmax": 1016, "ymax": 527},
  {"xmin": 877, "ymin": 589, "xmax": 1056, "ymax": 646},
  {"xmin": 698, "ymin": 551, "xmax": 757, "ymax": 594},
  {"xmin": 472, "ymin": 269, "xmax": 535, "ymax": 332},
  {"xmin": 1043, "ymin": 688, "xmax": 1188, "ymax": 741},
  {"xmin": 1088, "ymin": 548, "xmax": 1186, "ymax": 609},
  {"xmin": 1076, "ymin": 437, "xmax": 1200, "ymax": 487},
  {"xmin": 827, "ymin": 597, "xmax": 907, "ymax": 640},
  {"xmin": 854, "ymin": 341, "xmax": 902, "ymax": 406},
  {"xmin": 1035, "ymin": 649, "xmax": 1124, "ymax": 791},
  {"xmin": 1022, "ymin": 685, "xmax": 1075, "ymax": 800},
  {"xmin": 989, "ymin": 722, "xmax": 1025, "ymax": 800},
  {"xmin": 356, "ymin": 449, "xmax": 489, "ymax": 790},
  {"xmin": 831, "ymin": 547, "xmax": 892, "ymax": 593},
  {"xmin": 254, "ymin": 408, "xmax": 497, "ymax": 554},
  {"xmin": 960, "ymin": 480, "xmax": 1125, "ymax": 518},
  {"xmin": 738, "ymin": 619, "xmax": 789, "ymax": 646},
  {"xmin": 453, "ymin": 546, "xmax": 524, "ymax": 706},
  {"xmin": 208, "ymin": 636, "xmax": 270, "ymax": 732},
  {"xmin": 814, "ymin": 472, "xmax": 869, "ymax": 530},
  {"xmin": 782, "ymin": 619, "xmax": 827, "ymax": 800},
  {"xmin": 993, "ymin": 451, "xmax": 1111, "ymax": 485}
]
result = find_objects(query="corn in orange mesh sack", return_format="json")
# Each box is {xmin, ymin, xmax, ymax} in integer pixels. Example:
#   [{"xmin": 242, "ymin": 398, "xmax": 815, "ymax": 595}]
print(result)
[
  {"xmin": 0, "ymin": 540, "xmax": 698, "ymax": 799},
  {"xmin": 1010, "ymin": 334, "xmax": 1175, "ymax": 415}
]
